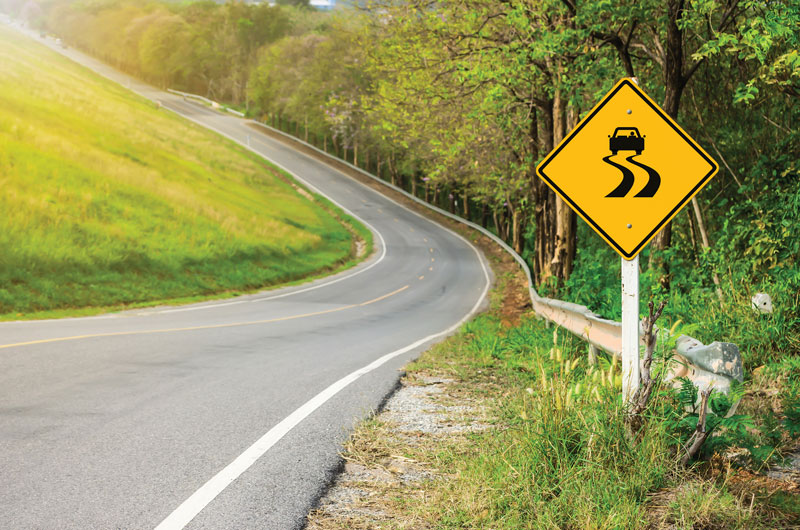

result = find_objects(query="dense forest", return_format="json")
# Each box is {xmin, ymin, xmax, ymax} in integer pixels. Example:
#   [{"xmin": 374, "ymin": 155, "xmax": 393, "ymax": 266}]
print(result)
[{"xmin": 6, "ymin": 0, "xmax": 798, "ymax": 365}]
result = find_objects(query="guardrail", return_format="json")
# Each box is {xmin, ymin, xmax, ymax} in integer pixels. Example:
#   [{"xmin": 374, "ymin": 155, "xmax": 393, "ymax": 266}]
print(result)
[{"xmin": 166, "ymin": 89, "xmax": 743, "ymax": 397}]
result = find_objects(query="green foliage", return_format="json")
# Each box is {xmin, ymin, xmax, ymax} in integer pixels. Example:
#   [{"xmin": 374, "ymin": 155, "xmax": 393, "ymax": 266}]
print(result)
[
  {"xmin": 44, "ymin": 0, "xmax": 292, "ymax": 103},
  {"xmin": 782, "ymin": 388, "xmax": 800, "ymax": 438},
  {"xmin": 37, "ymin": 0, "xmax": 799, "ymax": 389},
  {"xmin": 693, "ymin": 0, "xmax": 800, "ymax": 104},
  {"xmin": 421, "ymin": 315, "xmax": 671, "ymax": 528},
  {"xmin": 661, "ymin": 373, "xmax": 800, "ymax": 469},
  {"xmin": 409, "ymin": 312, "xmax": 793, "ymax": 528},
  {"xmin": 0, "ymin": 27, "xmax": 360, "ymax": 317}
]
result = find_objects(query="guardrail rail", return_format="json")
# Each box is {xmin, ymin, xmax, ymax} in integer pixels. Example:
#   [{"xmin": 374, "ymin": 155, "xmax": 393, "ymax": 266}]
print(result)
[{"xmin": 168, "ymin": 89, "xmax": 744, "ymax": 399}]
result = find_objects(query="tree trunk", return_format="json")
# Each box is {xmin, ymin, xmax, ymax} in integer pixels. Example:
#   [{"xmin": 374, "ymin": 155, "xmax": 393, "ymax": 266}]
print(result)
[
  {"xmin": 493, "ymin": 210, "xmax": 507, "ymax": 241},
  {"xmin": 512, "ymin": 208, "xmax": 524, "ymax": 254},
  {"xmin": 649, "ymin": 0, "xmax": 687, "ymax": 289},
  {"xmin": 532, "ymin": 106, "xmax": 556, "ymax": 285},
  {"xmin": 550, "ymin": 92, "xmax": 576, "ymax": 283},
  {"xmin": 686, "ymin": 208, "xmax": 700, "ymax": 266},
  {"xmin": 691, "ymin": 197, "xmax": 724, "ymax": 300}
]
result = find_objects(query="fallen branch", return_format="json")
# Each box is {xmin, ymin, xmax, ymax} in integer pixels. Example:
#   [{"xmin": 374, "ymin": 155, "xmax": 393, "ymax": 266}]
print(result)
[
  {"xmin": 626, "ymin": 300, "xmax": 666, "ymax": 434},
  {"xmin": 681, "ymin": 388, "xmax": 713, "ymax": 466}
]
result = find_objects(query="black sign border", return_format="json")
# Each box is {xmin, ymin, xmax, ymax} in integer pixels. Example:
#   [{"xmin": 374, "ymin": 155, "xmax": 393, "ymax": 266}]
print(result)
[{"xmin": 537, "ymin": 79, "xmax": 719, "ymax": 259}]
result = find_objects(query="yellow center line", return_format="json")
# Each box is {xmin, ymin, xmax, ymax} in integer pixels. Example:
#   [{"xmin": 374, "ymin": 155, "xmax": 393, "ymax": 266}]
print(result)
[
  {"xmin": 0, "ymin": 285, "xmax": 411, "ymax": 350},
  {"xmin": 358, "ymin": 285, "xmax": 409, "ymax": 306}
]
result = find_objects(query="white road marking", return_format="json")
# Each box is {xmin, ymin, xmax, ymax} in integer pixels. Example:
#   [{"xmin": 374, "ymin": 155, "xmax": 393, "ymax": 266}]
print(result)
[
  {"xmin": 136, "ymin": 116, "xmax": 389, "ymax": 316},
  {"xmin": 154, "ymin": 226, "xmax": 386, "ymax": 314},
  {"xmin": 40, "ymin": 59, "xmax": 495, "ymax": 529},
  {"xmin": 153, "ymin": 237, "xmax": 490, "ymax": 530},
  {"xmin": 1, "ymin": 40, "xmax": 390, "ymax": 323}
]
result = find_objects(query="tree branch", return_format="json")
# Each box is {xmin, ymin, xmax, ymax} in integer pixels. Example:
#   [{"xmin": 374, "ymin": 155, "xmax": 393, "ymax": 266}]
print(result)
[
  {"xmin": 626, "ymin": 300, "xmax": 667, "ymax": 434},
  {"xmin": 681, "ymin": 389, "xmax": 713, "ymax": 466}
]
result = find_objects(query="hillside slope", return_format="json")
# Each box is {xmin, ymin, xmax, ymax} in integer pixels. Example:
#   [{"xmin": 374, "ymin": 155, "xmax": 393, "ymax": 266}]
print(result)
[{"xmin": 0, "ymin": 26, "xmax": 363, "ymax": 318}]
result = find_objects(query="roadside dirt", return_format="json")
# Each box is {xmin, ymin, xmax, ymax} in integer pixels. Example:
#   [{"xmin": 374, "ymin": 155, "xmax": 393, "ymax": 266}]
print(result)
[
  {"xmin": 248, "ymin": 123, "xmax": 533, "ymax": 529},
  {"xmin": 254, "ymin": 122, "xmax": 800, "ymax": 529},
  {"xmin": 247, "ymin": 121, "xmax": 532, "ymax": 326}
]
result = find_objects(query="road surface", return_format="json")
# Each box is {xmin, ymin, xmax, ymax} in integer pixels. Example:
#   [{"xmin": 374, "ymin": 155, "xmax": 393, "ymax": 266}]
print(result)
[{"xmin": 0, "ymin": 27, "xmax": 490, "ymax": 530}]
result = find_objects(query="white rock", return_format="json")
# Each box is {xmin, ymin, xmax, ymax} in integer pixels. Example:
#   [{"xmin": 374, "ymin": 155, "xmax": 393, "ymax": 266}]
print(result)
[{"xmin": 751, "ymin": 293, "xmax": 773, "ymax": 313}]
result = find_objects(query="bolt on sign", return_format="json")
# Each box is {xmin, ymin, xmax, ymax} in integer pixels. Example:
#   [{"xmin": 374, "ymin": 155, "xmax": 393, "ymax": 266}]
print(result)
[{"xmin": 536, "ymin": 78, "xmax": 719, "ymax": 260}]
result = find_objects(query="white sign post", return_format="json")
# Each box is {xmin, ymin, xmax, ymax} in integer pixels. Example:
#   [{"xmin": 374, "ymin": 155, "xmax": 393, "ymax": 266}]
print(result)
[
  {"xmin": 535, "ymin": 77, "xmax": 719, "ymax": 405},
  {"xmin": 621, "ymin": 255, "xmax": 640, "ymax": 403}
]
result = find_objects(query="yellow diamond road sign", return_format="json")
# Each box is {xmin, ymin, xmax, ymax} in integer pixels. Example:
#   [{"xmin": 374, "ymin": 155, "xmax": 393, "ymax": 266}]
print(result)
[{"xmin": 536, "ymin": 78, "xmax": 718, "ymax": 260}]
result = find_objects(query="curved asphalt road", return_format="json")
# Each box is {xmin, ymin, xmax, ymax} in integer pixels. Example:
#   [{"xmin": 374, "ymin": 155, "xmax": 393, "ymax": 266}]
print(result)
[{"xmin": 0, "ymin": 28, "xmax": 490, "ymax": 530}]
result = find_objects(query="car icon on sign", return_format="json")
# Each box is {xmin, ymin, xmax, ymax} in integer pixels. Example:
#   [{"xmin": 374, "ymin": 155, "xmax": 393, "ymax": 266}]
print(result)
[{"xmin": 609, "ymin": 127, "xmax": 645, "ymax": 155}]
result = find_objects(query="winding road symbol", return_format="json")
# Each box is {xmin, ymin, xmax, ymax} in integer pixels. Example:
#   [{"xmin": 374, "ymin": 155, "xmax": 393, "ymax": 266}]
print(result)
[
  {"xmin": 535, "ymin": 78, "xmax": 719, "ymax": 259},
  {"xmin": 603, "ymin": 127, "xmax": 661, "ymax": 198}
]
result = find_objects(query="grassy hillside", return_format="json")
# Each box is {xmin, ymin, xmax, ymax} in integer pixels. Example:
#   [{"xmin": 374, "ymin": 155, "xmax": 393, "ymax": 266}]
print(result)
[{"xmin": 0, "ymin": 26, "xmax": 366, "ymax": 318}]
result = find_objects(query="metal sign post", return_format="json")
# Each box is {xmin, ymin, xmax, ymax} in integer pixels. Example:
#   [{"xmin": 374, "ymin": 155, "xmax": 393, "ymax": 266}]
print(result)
[
  {"xmin": 621, "ymin": 255, "xmax": 640, "ymax": 402},
  {"xmin": 535, "ymin": 77, "xmax": 719, "ymax": 405}
]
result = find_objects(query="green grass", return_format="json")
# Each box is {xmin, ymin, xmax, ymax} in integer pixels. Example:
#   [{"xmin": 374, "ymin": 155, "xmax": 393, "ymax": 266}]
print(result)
[
  {"xmin": 396, "ymin": 274, "xmax": 798, "ymax": 528},
  {"xmin": 0, "ymin": 27, "xmax": 369, "ymax": 318}
]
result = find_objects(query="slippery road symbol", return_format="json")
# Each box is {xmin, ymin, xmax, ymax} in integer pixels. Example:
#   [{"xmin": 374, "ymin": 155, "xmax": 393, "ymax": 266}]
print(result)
[{"xmin": 603, "ymin": 127, "xmax": 660, "ymax": 197}]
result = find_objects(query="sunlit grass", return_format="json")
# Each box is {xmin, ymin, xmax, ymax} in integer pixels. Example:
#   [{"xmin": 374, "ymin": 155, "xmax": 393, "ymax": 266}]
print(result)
[{"xmin": 0, "ymin": 27, "xmax": 363, "ymax": 318}]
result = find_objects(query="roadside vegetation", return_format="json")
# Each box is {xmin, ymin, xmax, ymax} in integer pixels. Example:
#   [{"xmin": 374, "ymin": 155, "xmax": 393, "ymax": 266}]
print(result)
[
  {"xmin": 0, "ymin": 26, "xmax": 367, "ymax": 318},
  {"xmin": 25, "ymin": 0, "xmax": 799, "ymax": 367},
  {"xmin": 4, "ymin": 0, "xmax": 798, "ymax": 522},
  {"xmin": 310, "ymin": 268, "xmax": 800, "ymax": 529}
]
